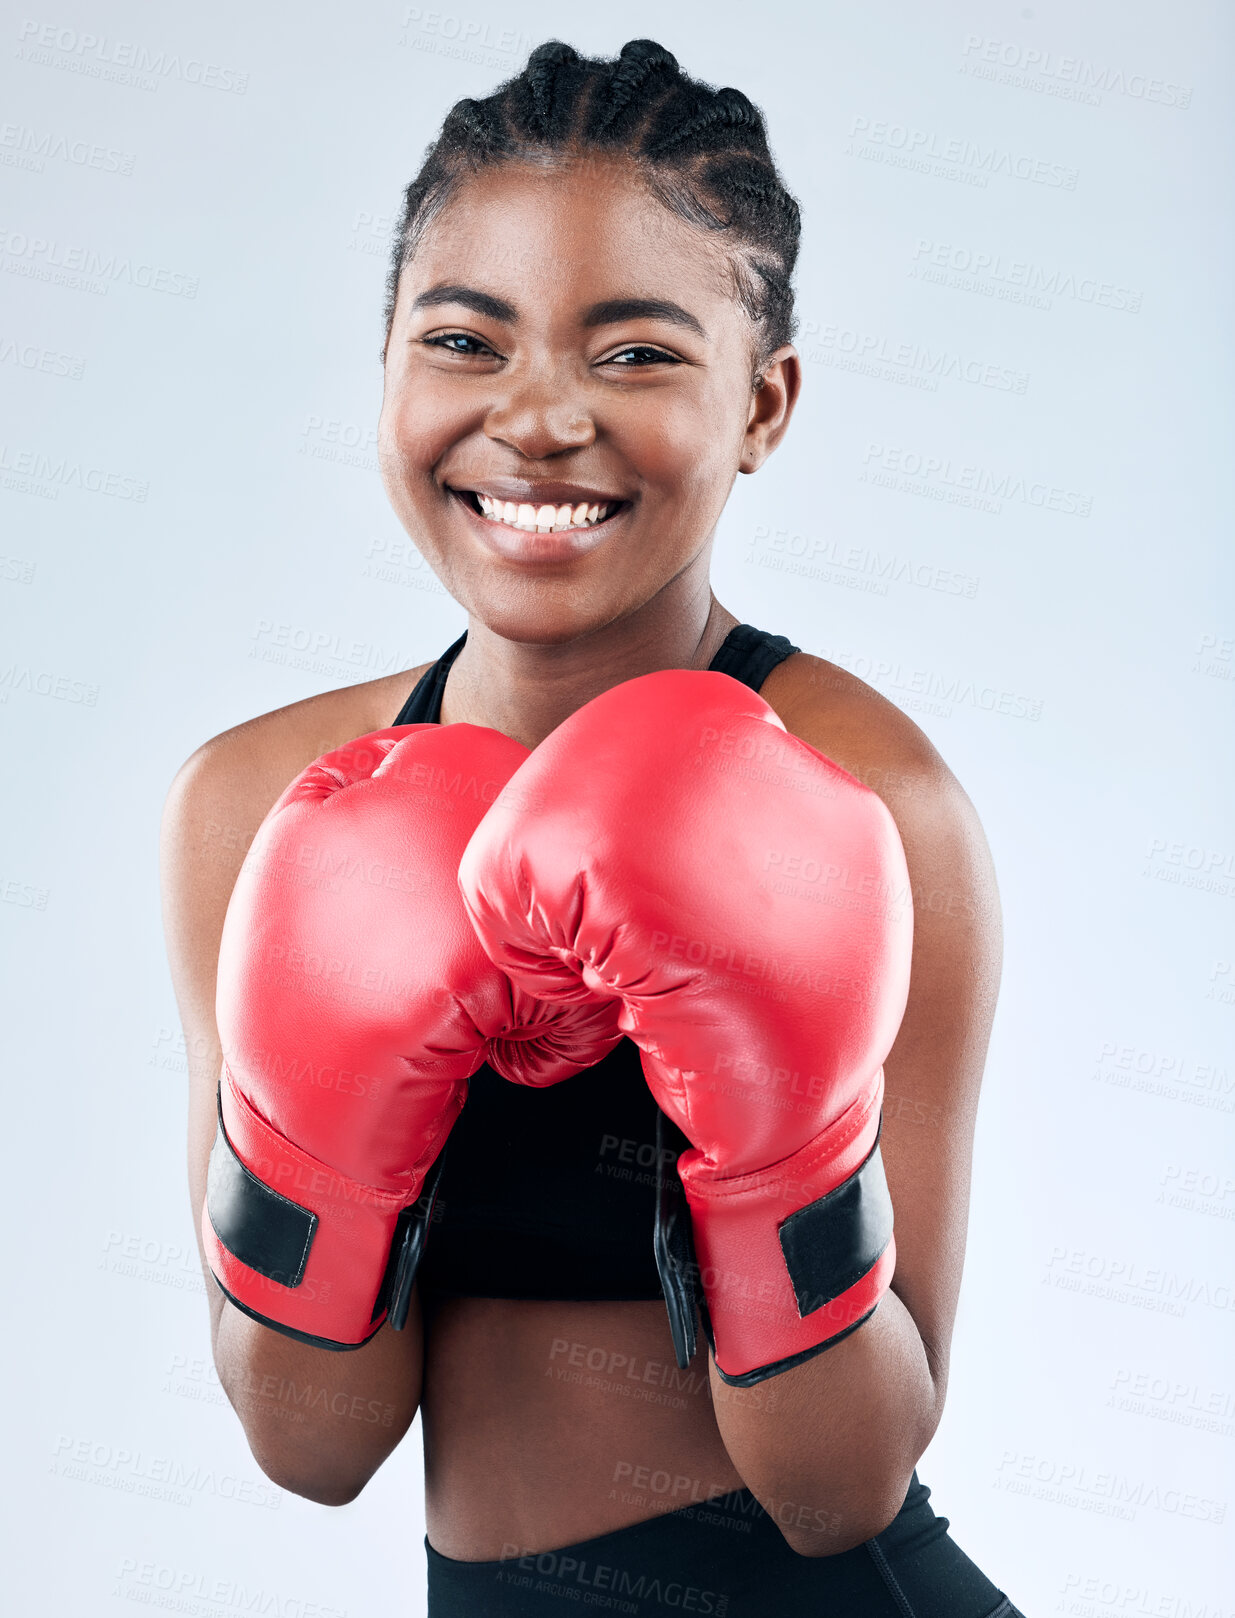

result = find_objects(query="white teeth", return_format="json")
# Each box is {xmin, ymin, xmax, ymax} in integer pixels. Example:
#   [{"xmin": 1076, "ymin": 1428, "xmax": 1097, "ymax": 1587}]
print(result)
[{"xmin": 470, "ymin": 492, "xmax": 617, "ymax": 533}]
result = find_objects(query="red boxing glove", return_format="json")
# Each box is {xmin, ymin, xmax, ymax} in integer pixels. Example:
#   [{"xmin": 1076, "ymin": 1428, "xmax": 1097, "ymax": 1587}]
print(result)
[
  {"xmin": 459, "ymin": 673, "xmax": 912, "ymax": 1384},
  {"xmin": 202, "ymin": 723, "xmax": 623, "ymax": 1350}
]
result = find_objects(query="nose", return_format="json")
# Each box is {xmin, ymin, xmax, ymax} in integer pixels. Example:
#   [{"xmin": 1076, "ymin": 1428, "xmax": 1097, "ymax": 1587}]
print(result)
[{"xmin": 483, "ymin": 364, "xmax": 596, "ymax": 460}]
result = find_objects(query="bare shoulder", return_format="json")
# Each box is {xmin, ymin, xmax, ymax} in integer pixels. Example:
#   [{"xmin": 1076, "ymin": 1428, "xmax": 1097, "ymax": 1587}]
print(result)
[
  {"xmin": 760, "ymin": 651, "xmax": 996, "ymax": 895},
  {"xmin": 163, "ymin": 664, "xmax": 431, "ymax": 871},
  {"xmin": 159, "ymin": 663, "xmax": 432, "ymax": 1033},
  {"xmin": 760, "ymin": 651, "xmax": 949, "ymax": 805}
]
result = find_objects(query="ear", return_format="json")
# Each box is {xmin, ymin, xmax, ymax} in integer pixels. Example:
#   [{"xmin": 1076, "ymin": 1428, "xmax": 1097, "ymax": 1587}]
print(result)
[{"xmin": 740, "ymin": 345, "xmax": 801, "ymax": 474}]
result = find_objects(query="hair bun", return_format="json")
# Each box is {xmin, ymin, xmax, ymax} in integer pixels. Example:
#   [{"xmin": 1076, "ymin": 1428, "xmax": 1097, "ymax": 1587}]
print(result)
[
  {"xmin": 526, "ymin": 40, "xmax": 581, "ymax": 70},
  {"xmin": 617, "ymin": 39, "xmax": 680, "ymax": 72}
]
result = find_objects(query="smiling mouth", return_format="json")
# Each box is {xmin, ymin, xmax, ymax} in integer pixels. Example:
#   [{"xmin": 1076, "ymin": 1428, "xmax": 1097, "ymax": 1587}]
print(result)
[{"xmin": 451, "ymin": 488, "xmax": 627, "ymax": 534}]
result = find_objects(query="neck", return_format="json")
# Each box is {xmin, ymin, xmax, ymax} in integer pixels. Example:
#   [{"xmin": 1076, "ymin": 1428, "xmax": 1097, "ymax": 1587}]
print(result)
[{"xmin": 440, "ymin": 572, "xmax": 739, "ymax": 750}]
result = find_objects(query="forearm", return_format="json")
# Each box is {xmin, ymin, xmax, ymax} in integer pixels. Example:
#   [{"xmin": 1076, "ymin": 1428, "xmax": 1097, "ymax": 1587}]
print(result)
[
  {"xmin": 210, "ymin": 1278, "xmax": 424, "ymax": 1505},
  {"xmin": 708, "ymin": 1287, "xmax": 940, "ymax": 1556},
  {"xmin": 190, "ymin": 1089, "xmax": 423, "ymax": 1504}
]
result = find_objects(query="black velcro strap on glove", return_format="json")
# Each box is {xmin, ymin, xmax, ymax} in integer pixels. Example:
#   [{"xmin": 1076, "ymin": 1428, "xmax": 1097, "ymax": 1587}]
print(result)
[
  {"xmin": 653, "ymin": 1108, "xmax": 700, "ymax": 1370},
  {"xmin": 777, "ymin": 1126, "xmax": 893, "ymax": 1319},
  {"xmin": 205, "ymin": 1090, "xmax": 317, "ymax": 1289},
  {"xmin": 371, "ymin": 1141, "xmax": 450, "ymax": 1330}
]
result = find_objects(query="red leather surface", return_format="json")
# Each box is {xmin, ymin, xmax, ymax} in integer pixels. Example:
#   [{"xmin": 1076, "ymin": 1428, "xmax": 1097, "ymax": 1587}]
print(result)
[
  {"xmin": 681, "ymin": 1077, "xmax": 894, "ymax": 1376},
  {"xmin": 459, "ymin": 671, "xmax": 913, "ymax": 1377},
  {"xmin": 202, "ymin": 1066, "xmax": 407, "ymax": 1344},
  {"xmin": 207, "ymin": 722, "xmax": 623, "ymax": 1343}
]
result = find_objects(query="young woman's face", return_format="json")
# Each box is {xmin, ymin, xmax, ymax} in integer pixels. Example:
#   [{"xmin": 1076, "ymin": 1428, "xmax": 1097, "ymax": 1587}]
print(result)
[{"xmin": 378, "ymin": 156, "xmax": 798, "ymax": 644}]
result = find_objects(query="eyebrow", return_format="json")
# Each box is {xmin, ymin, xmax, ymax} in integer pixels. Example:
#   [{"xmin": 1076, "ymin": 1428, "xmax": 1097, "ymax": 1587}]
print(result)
[
  {"xmin": 581, "ymin": 298, "xmax": 706, "ymax": 339},
  {"xmin": 410, "ymin": 284, "xmax": 707, "ymax": 339},
  {"xmin": 411, "ymin": 284, "xmax": 517, "ymax": 322}
]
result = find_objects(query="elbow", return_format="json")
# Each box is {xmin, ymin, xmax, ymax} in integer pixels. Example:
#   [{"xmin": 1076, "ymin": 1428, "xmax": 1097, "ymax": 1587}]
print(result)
[
  {"xmin": 246, "ymin": 1435, "xmax": 376, "ymax": 1507},
  {"xmin": 210, "ymin": 1302, "xmax": 409, "ymax": 1510},
  {"xmin": 774, "ymin": 1327, "xmax": 946, "ymax": 1558},
  {"xmin": 225, "ymin": 1379, "xmax": 387, "ymax": 1508},
  {"xmin": 274, "ymin": 1473, "xmax": 369, "ymax": 1509},
  {"xmin": 777, "ymin": 1471, "xmax": 917, "ymax": 1559}
]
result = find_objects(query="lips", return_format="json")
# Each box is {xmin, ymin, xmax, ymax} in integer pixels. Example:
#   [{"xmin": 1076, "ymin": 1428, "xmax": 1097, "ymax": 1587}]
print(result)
[
  {"xmin": 448, "ymin": 482, "xmax": 629, "ymax": 562},
  {"xmin": 448, "ymin": 482, "xmax": 629, "ymax": 536},
  {"xmin": 458, "ymin": 490, "xmax": 620, "ymax": 533},
  {"xmin": 449, "ymin": 479, "xmax": 628, "ymax": 507}
]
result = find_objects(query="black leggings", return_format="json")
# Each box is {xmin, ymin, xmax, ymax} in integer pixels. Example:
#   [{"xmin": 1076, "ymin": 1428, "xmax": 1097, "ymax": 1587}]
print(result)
[{"xmin": 425, "ymin": 1472, "xmax": 1026, "ymax": 1616}]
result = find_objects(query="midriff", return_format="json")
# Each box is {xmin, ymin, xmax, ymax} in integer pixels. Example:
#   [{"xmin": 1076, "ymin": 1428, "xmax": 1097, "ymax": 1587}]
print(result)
[{"xmin": 418, "ymin": 1296, "xmax": 747, "ymax": 1561}]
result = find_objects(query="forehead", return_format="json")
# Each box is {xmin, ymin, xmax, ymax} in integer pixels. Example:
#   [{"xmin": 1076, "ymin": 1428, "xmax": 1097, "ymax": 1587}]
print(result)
[{"xmin": 405, "ymin": 155, "xmax": 740, "ymax": 323}]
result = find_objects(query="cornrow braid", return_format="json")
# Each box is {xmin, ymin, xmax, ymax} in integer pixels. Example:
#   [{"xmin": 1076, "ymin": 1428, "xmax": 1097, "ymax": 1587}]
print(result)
[
  {"xmin": 586, "ymin": 39, "xmax": 680, "ymax": 143},
  {"xmin": 381, "ymin": 38, "xmax": 801, "ymax": 370}
]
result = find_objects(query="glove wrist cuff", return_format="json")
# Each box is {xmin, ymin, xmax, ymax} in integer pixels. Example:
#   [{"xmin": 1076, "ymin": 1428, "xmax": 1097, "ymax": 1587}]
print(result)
[
  {"xmin": 201, "ymin": 1071, "xmax": 420, "ymax": 1349},
  {"xmin": 679, "ymin": 1082, "xmax": 895, "ymax": 1385}
]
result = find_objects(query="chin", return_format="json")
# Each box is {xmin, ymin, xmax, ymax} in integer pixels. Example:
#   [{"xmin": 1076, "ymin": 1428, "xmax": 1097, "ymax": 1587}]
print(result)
[{"xmin": 447, "ymin": 571, "xmax": 641, "ymax": 648}]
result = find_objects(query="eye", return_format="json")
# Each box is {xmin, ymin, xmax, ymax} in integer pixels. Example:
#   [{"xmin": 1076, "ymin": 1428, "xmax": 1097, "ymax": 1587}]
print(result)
[
  {"xmin": 602, "ymin": 345, "xmax": 683, "ymax": 367},
  {"xmin": 422, "ymin": 332, "xmax": 499, "ymax": 358}
]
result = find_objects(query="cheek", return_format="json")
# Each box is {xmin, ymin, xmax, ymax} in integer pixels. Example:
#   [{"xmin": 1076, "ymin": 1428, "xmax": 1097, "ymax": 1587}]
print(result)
[
  {"xmin": 630, "ymin": 386, "xmax": 745, "ymax": 514},
  {"xmin": 379, "ymin": 383, "xmax": 458, "ymax": 478},
  {"xmin": 622, "ymin": 379, "xmax": 743, "ymax": 475}
]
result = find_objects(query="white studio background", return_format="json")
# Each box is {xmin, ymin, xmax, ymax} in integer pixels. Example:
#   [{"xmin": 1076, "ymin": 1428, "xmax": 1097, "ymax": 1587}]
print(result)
[{"xmin": 2, "ymin": 2, "xmax": 1231, "ymax": 1613}]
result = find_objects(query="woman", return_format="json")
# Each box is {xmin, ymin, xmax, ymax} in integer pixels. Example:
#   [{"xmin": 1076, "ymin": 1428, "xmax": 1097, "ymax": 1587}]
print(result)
[{"xmin": 162, "ymin": 39, "xmax": 1023, "ymax": 1616}]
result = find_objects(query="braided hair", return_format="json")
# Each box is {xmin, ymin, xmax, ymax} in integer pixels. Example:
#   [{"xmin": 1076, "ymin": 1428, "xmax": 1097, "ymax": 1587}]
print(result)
[{"xmin": 381, "ymin": 39, "xmax": 801, "ymax": 375}]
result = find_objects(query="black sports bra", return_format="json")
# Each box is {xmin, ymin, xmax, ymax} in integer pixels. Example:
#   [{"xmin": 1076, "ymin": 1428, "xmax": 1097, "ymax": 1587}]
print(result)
[{"xmin": 395, "ymin": 623, "xmax": 801, "ymax": 1303}]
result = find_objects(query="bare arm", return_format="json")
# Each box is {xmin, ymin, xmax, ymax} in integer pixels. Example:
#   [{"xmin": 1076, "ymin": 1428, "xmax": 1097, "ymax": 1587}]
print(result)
[
  {"xmin": 160, "ymin": 712, "xmax": 427, "ymax": 1505},
  {"xmin": 707, "ymin": 706, "xmax": 1002, "ymax": 1554}
]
